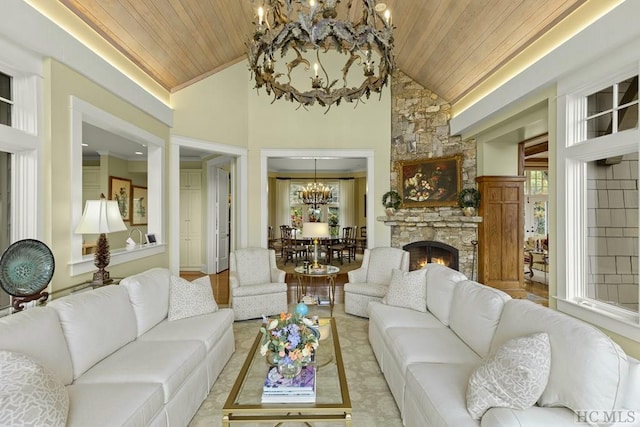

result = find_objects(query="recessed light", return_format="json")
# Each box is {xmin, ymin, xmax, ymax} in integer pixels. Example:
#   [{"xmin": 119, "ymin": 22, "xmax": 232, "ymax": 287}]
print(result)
[{"xmin": 135, "ymin": 151, "xmax": 143, "ymax": 155}]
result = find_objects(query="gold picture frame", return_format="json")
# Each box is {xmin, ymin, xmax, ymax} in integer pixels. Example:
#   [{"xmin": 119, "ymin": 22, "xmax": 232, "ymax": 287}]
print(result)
[
  {"xmin": 398, "ymin": 155, "xmax": 462, "ymax": 208},
  {"xmin": 109, "ymin": 176, "xmax": 132, "ymax": 221},
  {"xmin": 131, "ymin": 185, "xmax": 148, "ymax": 225}
]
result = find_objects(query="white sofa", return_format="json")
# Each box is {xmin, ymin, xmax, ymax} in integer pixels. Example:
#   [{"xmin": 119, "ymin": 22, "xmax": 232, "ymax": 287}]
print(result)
[
  {"xmin": 0, "ymin": 267, "xmax": 235, "ymax": 427},
  {"xmin": 368, "ymin": 263, "xmax": 640, "ymax": 427}
]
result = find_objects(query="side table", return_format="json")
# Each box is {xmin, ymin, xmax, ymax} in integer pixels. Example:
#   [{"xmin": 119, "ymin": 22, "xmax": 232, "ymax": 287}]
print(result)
[{"xmin": 294, "ymin": 265, "xmax": 340, "ymax": 316}]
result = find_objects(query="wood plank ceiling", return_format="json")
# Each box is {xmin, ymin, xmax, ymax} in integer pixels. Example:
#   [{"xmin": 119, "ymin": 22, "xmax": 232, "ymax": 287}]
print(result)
[{"xmin": 58, "ymin": 0, "xmax": 586, "ymax": 103}]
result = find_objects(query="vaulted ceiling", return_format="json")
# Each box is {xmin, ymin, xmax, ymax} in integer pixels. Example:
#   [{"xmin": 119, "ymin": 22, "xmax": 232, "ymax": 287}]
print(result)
[{"xmin": 57, "ymin": 0, "xmax": 586, "ymax": 103}]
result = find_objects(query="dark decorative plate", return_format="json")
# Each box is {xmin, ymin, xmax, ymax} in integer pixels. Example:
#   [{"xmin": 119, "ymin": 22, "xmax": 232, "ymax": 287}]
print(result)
[{"xmin": 0, "ymin": 239, "xmax": 55, "ymax": 297}]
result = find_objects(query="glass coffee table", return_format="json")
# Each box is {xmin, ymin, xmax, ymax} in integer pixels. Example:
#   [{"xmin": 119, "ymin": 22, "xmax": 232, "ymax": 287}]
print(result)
[{"xmin": 222, "ymin": 317, "xmax": 352, "ymax": 425}]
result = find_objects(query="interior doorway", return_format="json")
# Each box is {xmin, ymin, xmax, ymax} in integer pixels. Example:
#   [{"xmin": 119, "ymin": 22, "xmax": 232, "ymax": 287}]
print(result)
[
  {"xmin": 208, "ymin": 158, "xmax": 230, "ymax": 273},
  {"xmin": 259, "ymin": 149, "xmax": 375, "ymax": 250},
  {"xmin": 520, "ymin": 135, "xmax": 549, "ymax": 297},
  {"xmin": 170, "ymin": 136, "xmax": 248, "ymax": 276}
]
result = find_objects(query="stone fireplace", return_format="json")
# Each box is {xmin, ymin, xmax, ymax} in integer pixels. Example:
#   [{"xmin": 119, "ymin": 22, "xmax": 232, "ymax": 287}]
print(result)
[
  {"xmin": 380, "ymin": 212, "xmax": 480, "ymax": 279},
  {"xmin": 379, "ymin": 70, "xmax": 479, "ymax": 279},
  {"xmin": 403, "ymin": 240, "xmax": 459, "ymax": 271}
]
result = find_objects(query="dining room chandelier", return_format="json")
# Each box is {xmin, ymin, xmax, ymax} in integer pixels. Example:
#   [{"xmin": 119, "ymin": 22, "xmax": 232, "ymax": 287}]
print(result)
[
  {"xmin": 299, "ymin": 159, "xmax": 332, "ymax": 208},
  {"xmin": 248, "ymin": 0, "xmax": 395, "ymax": 111}
]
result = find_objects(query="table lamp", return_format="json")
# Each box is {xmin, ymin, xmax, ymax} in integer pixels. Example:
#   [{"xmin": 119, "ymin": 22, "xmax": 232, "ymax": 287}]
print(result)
[
  {"xmin": 75, "ymin": 193, "xmax": 127, "ymax": 285},
  {"xmin": 302, "ymin": 222, "xmax": 330, "ymax": 269}
]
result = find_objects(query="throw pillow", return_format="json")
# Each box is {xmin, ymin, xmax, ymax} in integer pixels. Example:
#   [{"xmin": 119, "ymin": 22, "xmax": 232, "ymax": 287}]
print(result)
[
  {"xmin": 0, "ymin": 351, "xmax": 69, "ymax": 427},
  {"xmin": 168, "ymin": 275, "xmax": 219, "ymax": 321},
  {"xmin": 383, "ymin": 268, "xmax": 428, "ymax": 312},
  {"xmin": 466, "ymin": 332, "xmax": 551, "ymax": 420}
]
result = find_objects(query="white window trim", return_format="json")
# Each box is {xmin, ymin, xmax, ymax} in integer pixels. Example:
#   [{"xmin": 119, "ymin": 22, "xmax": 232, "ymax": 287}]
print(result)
[
  {"xmin": 557, "ymin": 60, "xmax": 640, "ymax": 341},
  {"xmin": 0, "ymin": 62, "xmax": 42, "ymax": 241},
  {"xmin": 69, "ymin": 97, "xmax": 165, "ymax": 276},
  {"xmin": 0, "ymin": 125, "xmax": 40, "ymax": 241}
]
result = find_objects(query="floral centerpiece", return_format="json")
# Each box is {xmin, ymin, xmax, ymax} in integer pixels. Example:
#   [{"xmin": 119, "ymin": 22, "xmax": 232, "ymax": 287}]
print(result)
[{"xmin": 260, "ymin": 311, "xmax": 319, "ymax": 378}]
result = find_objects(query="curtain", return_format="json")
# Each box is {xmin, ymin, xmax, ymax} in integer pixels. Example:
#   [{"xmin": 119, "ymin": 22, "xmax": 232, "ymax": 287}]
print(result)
[
  {"xmin": 339, "ymin": 179, "xmax": 355, "ymax": 228},
  {"xmin": 275, "ymin": 179, "xmax": 291, "ymax": 227}
]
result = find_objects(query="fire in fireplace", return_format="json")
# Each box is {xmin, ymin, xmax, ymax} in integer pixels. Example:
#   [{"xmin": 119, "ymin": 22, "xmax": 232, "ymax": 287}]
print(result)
[{"xmin": 402, "ymin": 241, "xmax": 459, "ymax": 271}]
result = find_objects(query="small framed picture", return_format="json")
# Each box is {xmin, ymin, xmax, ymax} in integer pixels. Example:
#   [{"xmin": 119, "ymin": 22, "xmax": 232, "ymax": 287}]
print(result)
[
  {"xmin": 109, "ymin": 176, "xmax": 132, "ymax": 221},
  {"xmin": 145, "ymin": 233, "xmax": 157, "ymax": 244},
  {"xmin": 131, "ymin": 186, "xmax": 147, "ymax": 226}
]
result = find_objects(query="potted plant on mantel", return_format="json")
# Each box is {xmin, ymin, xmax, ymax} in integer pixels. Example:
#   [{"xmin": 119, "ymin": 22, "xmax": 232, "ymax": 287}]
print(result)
[
  {"xmin": 382, "ymin": 190, "xmax": 402, "ymax": 216},
  {"xmin": 457, "ymin": 188, "xmax": 480, "ymax": 216}
]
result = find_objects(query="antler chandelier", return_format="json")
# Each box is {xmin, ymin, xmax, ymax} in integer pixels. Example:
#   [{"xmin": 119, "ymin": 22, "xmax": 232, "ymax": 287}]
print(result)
[
  {"xmin": 299, "ymin": 159, "xmax": 332, "ymax": 208},
  {"xmin": 248, "ymin": 0, "xmax": 395, "ymax": 110}
]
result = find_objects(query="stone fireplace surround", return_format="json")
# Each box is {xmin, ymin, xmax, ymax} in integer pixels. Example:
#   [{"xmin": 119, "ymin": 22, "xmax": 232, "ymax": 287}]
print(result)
[
  {"xmin": 385, "ymin": 70, "xmax": 480, "ymax": 281},
  {"xmin": 379, "ymin": 210, "xmax": 481, "ymax": 280}
]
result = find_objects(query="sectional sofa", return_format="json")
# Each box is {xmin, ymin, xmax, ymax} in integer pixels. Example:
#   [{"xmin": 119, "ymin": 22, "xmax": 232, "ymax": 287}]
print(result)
[
  {"xmin": 369, "ymin": 263, "xmax": 640, "ymax": 427},
  {"xmin": 0, "ymin": 267, "xmax": 235, "ymax": 427}
]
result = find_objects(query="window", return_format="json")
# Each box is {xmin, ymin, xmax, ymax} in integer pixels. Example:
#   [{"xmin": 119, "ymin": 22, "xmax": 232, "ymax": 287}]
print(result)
[
  {"xmin": 289, "ymin": 181, "xmax": 340, "ymax": 233},
  {"xmin": 0, "ymin": 72, "xmax": 11, "ymax": 127},
  {"xmin": 585, "ymin": 76, "xmax": 638, "ymax": 140},
  {"xmin": 525, "ymin": 170, "xmax": 549, "ymax": 196},
  {"xmin": 525, "ymin": 171, "xmax": 548, "ymax": 237},
  {"xmin": 559, "ymin": 71, "xmax": 640, "ymax": 340}
]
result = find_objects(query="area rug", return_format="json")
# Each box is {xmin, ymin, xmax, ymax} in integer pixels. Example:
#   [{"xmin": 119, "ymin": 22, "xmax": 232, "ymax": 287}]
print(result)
[{"xmin": 188, "ymin": 304, "xmax": 402, "ymax": 427}]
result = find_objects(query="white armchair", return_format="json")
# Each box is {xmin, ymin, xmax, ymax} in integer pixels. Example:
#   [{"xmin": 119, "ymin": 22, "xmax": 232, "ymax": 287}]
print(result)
[
  {"xmin": 229, "ymin": 248, "xmax": 288, "ymax": 321},
  {"xmin": 344, "ymin": 247, "xmax": 410, "ymax": 317}
]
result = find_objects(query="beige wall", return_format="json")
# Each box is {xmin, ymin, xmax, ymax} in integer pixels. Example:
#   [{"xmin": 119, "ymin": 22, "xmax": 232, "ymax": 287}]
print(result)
[
  {"xmin": 171, "ymin": 60, "xmax": 392, "ymax": 248},
  {"xmin": 171, "ymin": 63, "xmax": 248, "ymax": 147},
  {"xmin": 45, "ymin": 59, "xmax": 170, "ymax": 292}
]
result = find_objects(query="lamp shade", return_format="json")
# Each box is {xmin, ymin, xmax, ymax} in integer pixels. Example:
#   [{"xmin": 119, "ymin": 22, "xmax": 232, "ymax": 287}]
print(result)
[
  {"xmin": 75, "ymin": 197, "xmax": 127, "ymax": 234},
  {"xmin": 302, "ymin": 222, "xmax": 330, "ymax": 239}
]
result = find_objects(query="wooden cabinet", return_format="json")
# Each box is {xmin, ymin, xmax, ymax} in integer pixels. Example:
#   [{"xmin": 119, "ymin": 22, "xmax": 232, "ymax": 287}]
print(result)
[
  {"xmin": 476, "ymin": 176, "xmax": 526, "ymax": 298},
  {"xmin": 180, "ymin": 170, "xmax": 202, "ymax": 270}
]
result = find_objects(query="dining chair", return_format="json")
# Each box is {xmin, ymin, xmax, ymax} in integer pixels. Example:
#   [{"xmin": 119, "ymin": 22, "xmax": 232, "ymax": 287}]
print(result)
[
  {"xmin": 330, "ymin": 226, "xmax": 355, "ymax": 264},
  {"xmin": 283, "ymin": 226, "xmax": 308, "ymax": 265},
  {"xmin": 268, "ymin": 226, "xmax": 284, "ymax": 258},
  {"xmin": 343, "ymin": 226, "xmax": 357, "ymax": 262},
  {"xmin": 357, "ymin": 226, "xmax": 367, "ymax": 253},
  {"xmin": 279, "ymin": 225, "xmax": 291, "ymax": 259}
]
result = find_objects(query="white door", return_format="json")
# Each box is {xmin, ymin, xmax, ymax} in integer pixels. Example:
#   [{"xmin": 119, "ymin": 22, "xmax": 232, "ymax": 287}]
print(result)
[{"xmin": 216, "ymin": 167, "xmax": 230, "ymax": 272}]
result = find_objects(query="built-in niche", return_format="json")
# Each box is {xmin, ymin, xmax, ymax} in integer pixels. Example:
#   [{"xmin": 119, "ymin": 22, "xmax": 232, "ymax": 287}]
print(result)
[{"xmin": 70, "ymin": 97, "xmax": 164, "ymax": 276}]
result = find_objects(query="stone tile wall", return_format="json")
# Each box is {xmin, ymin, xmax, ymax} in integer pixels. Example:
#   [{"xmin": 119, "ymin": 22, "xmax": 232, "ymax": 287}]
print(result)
[
  {"xmin": 383, "ymin": 71, "xmax": 478, "ymax": 279},
  {"xmin": 587, "ymin": 153, "xmax": 639, "ymax": 311}
]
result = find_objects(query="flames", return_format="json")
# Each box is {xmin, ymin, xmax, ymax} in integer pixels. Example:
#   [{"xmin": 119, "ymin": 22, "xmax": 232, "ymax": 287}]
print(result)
[{"xmin": 417, "ymin": 257, "xmax": 447, "ymax": 269}]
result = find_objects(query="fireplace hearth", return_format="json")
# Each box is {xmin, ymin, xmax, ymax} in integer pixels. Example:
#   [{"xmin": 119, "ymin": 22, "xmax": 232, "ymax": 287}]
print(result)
[{"xmin": 403, "ymin": 241, "xmax": 459, "ymax": 271}]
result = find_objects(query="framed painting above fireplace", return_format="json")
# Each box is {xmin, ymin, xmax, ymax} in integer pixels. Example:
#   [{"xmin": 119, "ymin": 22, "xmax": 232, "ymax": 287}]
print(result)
[{"xmin": 398, "ymin": 155, "xmax": 462, "ymax": 207}]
